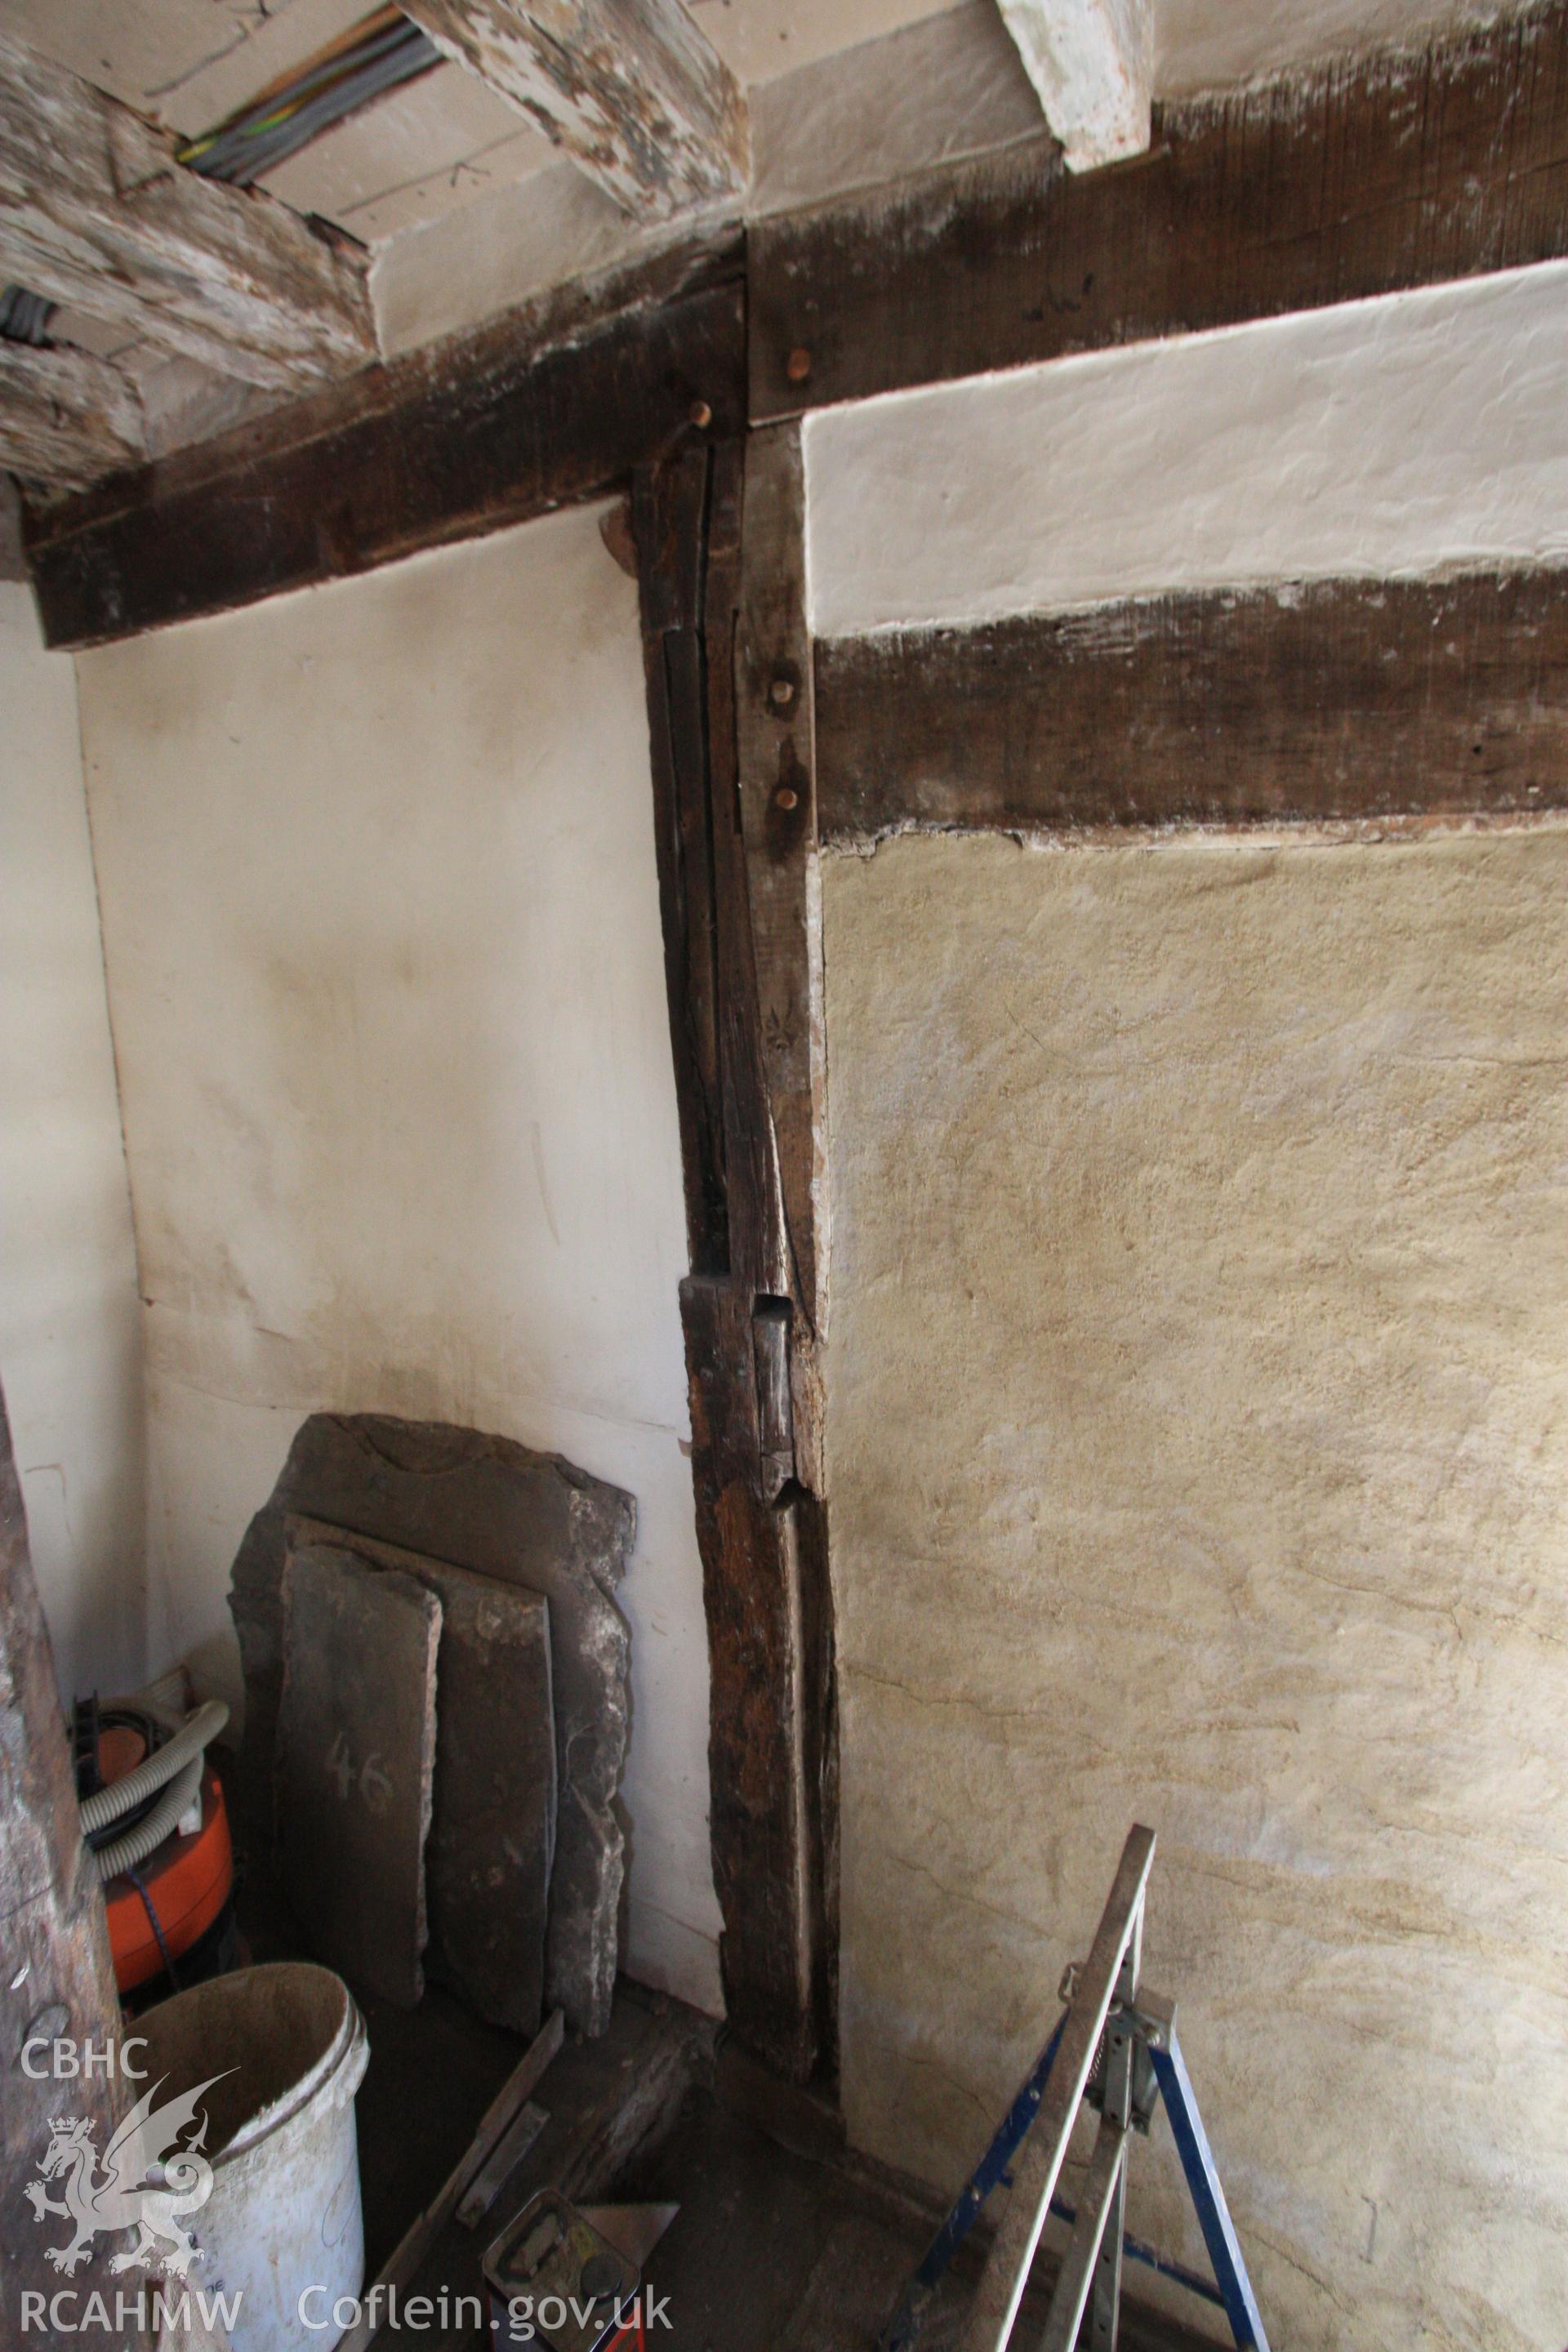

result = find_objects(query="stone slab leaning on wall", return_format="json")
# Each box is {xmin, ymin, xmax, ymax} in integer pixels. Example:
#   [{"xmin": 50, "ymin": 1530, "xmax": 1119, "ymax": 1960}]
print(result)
[{"xmin": 231, "ymin": 1413, "xmax": 633, "ymax": 2038}]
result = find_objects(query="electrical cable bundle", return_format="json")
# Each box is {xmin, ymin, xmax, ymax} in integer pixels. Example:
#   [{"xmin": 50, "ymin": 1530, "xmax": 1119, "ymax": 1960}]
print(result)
[
  {"xmin": 0, "ymin": 284, "xmax": 56, "ymax": 344},
  {"xmin": 177, "ymin": 5, "xmax": 441, "ymax": 188},
  {"xmin": 0, "ymin": 10, "xmax": 440, "ymax": 348}
]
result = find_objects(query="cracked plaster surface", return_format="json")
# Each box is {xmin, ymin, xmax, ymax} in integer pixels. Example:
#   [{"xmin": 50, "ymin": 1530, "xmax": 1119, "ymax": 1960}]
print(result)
[{"xmin": 822, "ymin": 825, "xmax": 1568, "ymax": 2352}]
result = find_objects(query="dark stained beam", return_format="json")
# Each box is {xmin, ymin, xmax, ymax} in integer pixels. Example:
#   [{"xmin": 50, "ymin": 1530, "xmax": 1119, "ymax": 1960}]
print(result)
[
  {"xmin": 634, "ymin": 443, "xmax": 835, "ymax": 2084},
  {"xmin": 0, "ymin": 28, "xmax": 373, "ymax": 394},
  {"xmin": 815, "ymin": 572, "xmax": 1568, "ymax": 841},
  {"xmin": 26, "ymin": 6, "xmax": 1568, "ymax": 645},
  {"xmin": 400, "ymin": 0, "xmax": 749, "ymax": 220},
  {"xmin": 635, "ymin": 444, "xmax": 728, "ymax": 1278},
  {"xmin": 735, "ymin": 423, "xmax": 824, "ymax": 1343},
  {"xmin": 751, "ymin": 4, "xmax": 1568, "ymax": 419},
  {"xmin": 0, "ymin": 340, "xmax": 144, "ymax": 492},
  {"xmin": 25, "ymin": 239, "xmax": 746, "ymax": 648}
]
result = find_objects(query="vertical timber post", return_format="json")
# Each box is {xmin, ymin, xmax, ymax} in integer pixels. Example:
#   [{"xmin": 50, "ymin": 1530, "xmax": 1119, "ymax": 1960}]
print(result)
[
  {"xmin": 0, "ymin": 1380, "xmax": 147, "ymax": 2347},
  {"xmin": 633, "ymin": 428, "xmax": 836, "ymax": 2084}
]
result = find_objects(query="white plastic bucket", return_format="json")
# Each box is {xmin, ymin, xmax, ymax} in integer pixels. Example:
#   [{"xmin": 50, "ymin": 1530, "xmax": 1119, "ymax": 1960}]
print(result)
[{"xmin": 137, "ymin": 1962, "xmax": 369, "ymax": 2352}]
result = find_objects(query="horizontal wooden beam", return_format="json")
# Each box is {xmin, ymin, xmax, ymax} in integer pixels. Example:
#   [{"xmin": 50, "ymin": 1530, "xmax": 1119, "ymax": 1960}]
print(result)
[
  {"xmin": 752, "ymin": 3, "xmax": 1568, "ymax": 419},
  {"xmin": 815, "ymin": 572, "xmax": 1568, "ymax": 840},
  {"xmin": 25, "ymin": 242, "xmax": 746, "ymax": 648},
  {"xmin": 400, "ymin": 0, "xmax": 748, "ymax": 220},
  {"xmin": 996, "ymin": 0, "xmax": 1152, "ymax": 170},
  {"xmin": 0, "ymin": 340, "xmax": 144, "ymax": 492},
  {"xmin": 0, "ymin": 28, "xmax": 374, "ymax": 395}
]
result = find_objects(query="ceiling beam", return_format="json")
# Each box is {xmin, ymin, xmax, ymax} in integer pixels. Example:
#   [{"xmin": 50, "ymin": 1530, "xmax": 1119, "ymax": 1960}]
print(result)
[
  {"xmin": 816, "ymin": 572, "xmax": 1568, "ymax": 839},
  {"xmin": 0, "ymin": 340, "xmax": 145, "ymax": 492},
  {"xmin": 751, "ymin": 3, "xmax": 1568, "ymax": 420},
  {"xmin": 398, "ymin": 0, "xmax": 749, "ymax": 220},
  {"xmin": 996, "ymin": 0, "xmax": 1152, "ymax": 170},
  {"xmin": 26, "ymin": 241, "xmax": 746, "ymax": 648},
  {"xmin": 0, "ymin": 29, "xmax": 376, "ymax": 395}
]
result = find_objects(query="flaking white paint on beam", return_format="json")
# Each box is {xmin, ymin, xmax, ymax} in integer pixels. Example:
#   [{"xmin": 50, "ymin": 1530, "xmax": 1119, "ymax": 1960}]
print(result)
[
  {"xmin": 995, "ymin": 0, "xmax": 1152, "ymax": 168},
  {"xmin": 399, "ymin": 0, "xmax": 750, "ymax": 220},
  {"xmin": 0, "ymin": 341, "xmax": 145, "ymax": 491},
  {"xmin": 804, "ymin": 261, "xmax": 1568, "ymax": 637},
  {"xmin": 0, "ymin": 29, "xmax": 376, "ymax": 394}
]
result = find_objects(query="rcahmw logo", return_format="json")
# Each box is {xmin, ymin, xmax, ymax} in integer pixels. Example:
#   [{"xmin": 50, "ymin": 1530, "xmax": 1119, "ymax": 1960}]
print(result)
[{"xmin": 20, "ymin": 2046, "xmax": 244, "ymax": 2336}]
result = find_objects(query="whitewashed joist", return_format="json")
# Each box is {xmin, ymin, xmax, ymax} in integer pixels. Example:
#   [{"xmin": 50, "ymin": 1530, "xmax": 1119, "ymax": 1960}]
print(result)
[
  {"xmin": 995, "ymin": 0, "xmax": 1152, "ymax": 170},
  {"xmin": 0, "ymin": 338, "xmax": 145, "ymax": 490},
  {"xmin": 399, "ymin": 0, "xmax": 749, "ymax": 220},
  {"xmin": 0, "ymin": 29, "xmax": 376, "ymax": 394}
]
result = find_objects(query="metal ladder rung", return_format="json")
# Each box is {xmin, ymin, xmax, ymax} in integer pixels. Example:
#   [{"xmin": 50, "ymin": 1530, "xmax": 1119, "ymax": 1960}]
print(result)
[{"xmin": 1038, "ymin": 2117, "xmax": 1129, "ymax": 2352}]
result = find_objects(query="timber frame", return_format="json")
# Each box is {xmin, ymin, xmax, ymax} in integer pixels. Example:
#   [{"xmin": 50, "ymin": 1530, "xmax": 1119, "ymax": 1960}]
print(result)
[
  {"xmin": 815, "ymin": 573, "xmax": 1568, "ymax": 845},
  {"xmin": 15, "ymin": 0, "xmax": 1568, "ymax": 2089},
  {"xmin": 0, "ymin": 1385, "xmax": 144, "ymax": 2348},
  {"xmin": 631, "ymin": 434, "xmax": 834, "ymax": 2082},
  {"xmin": 29, "ymin": 2, "xmax": 1568, "ymax": 648}
]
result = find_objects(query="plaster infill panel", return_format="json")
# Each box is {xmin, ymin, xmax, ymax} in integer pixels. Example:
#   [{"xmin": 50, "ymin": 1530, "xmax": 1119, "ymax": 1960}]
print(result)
[
  {"xmin": 0, "ymin": 582, "xmax": 145, "ymax": 1703},
  {"xmin": 823, "ymin": 826, "xmax": 1568, "ymax": 2352},
  {"xmin": 76, "ymin": 502, "xmax": 723, "ymax": 2019},
  {"xmin": 804, "ymin": 262, "xmax": 1568, "ymax": 638}
]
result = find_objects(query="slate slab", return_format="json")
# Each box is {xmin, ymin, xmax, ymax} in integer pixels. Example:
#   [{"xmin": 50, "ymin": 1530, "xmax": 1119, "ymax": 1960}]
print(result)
[
  {"xmin": 231, "ymin": 1414, "xmax": 635, "ymax": 2035},
  {"xmin": 286, "ymin": 1513, "xmax": 556, "ymax": 2038},
  {"xmin": 277, "ymin": 1544, "xmax": 440, "ymax": 2008}
]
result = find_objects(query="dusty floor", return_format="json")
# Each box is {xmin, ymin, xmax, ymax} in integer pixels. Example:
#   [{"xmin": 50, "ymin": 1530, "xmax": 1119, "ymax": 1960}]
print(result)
[{"xmin": 224, "ymin": 1765, "xmax": 1215, "ymax": 2350}]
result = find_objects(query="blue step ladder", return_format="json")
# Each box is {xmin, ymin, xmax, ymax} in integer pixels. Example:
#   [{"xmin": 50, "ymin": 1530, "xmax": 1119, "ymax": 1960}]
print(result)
[{"xmin": 880, "ymin": 1826, "xmax": 1271, "ymax": 2352}]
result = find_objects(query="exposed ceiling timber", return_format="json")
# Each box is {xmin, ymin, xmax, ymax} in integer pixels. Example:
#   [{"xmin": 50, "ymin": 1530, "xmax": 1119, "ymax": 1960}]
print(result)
[
  {"xmin": 0, "ymin": 337, "xmax": 145, "ymax": 490},
  {"xmin": 995, "ymin": 0, "xmax": 1152, "ymax": 166},
  {"xmin": 396, "ymin": 0, "xmax": 751, "ymax": 218},
  {"xmin": 0, "ymin": 28, "xmax": 377, "ymax": 395}
]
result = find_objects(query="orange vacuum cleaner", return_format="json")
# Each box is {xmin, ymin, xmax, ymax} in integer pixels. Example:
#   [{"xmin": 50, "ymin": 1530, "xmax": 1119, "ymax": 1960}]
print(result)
[{"xmin": 73, "ymin": 1690, "xmax": 237, "ymax": 2002}]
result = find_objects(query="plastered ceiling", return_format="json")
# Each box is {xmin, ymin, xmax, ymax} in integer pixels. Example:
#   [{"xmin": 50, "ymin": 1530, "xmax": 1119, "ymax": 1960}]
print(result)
[
  {"xmin": 0, "ymin": 0, "xmax": 1534, "ymax": 449},
  {"xmin": 2, "ymin": 0, "xmax": 1523, "ymax": 257}
]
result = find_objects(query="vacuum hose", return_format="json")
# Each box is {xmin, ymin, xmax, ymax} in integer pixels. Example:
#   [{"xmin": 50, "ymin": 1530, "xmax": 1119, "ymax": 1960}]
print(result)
[
  {"xmin": 78, "ymin": 1699, "xmax": 229, "ymax": 1837},
  {"xmin": 93, "ymin": 1754, "xmax": 205, "ymax": 1884}
]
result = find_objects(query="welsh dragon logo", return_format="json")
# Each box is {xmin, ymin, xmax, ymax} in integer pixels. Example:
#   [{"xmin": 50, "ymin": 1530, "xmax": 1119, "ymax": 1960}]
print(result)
[{"xmin": 24, "ymin": 2071, "xmax": 232, "ymax": 2278}]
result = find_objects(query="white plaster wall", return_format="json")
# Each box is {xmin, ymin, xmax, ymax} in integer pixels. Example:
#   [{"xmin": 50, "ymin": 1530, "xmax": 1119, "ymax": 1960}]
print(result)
[
  {"xmin": 805, "ymin": 263, "xmax": 1568, "ymax": 637},
  {"xmin": 823, "ymin": 825, "xmax": 1568, "ymax": 2352},
  {"xmin": 0, "ymin": 581, "xmax": 145, "ymax": 1703},
  {"xmin": 749, "ymin": 2, "xmax": 1042, "ymax": 218},
  {"xmin": 74, "ymin": 507, "xmax": 724, "ymax": 2012}
]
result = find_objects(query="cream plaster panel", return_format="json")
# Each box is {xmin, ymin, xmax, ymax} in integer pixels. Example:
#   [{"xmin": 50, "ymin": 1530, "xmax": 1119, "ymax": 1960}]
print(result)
[
  {"xmin": 316, "ymin": 129, "xmax": 552, "ymax": 249},
  {"xmin": 750, "ymin": 1, "xmax": 1041, "ymax": 217},
  {"xmin": 692, "ymin": 0, "xmax": 957, "ymax": 85},
  {"xmin": 805, "ymin": 264, "xmax": 1568, "ymax": 637},
  {"xmin": 370, "ymin": 154, "xmax": 688, "ymax": 359},
  {"xmin": 150, "ymin": 0, "xmax": 374, "ymax": 132},
  {"xmin": 260, "ymin": 63, "xmax": 553, "ymax": 238},
  {"xmin": 0, "ymin": 582, "xmax": 145, "ymax": 1702},
  {"xmin": 76, "ymin": 506, "xmax": 724, "ymax": 2014},
  {"xmin": 0, "ymin": 0, "xmax": 334, "ymax": 116},
  {"xmin": 823, "ymin": 825, "xmax": 1568, "ymax": 2352}
]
